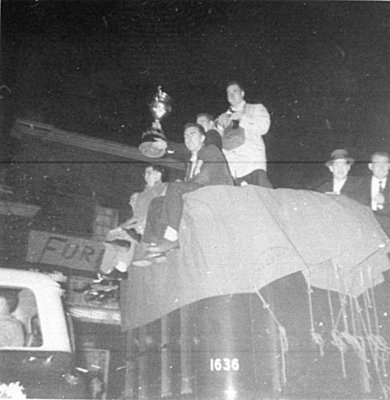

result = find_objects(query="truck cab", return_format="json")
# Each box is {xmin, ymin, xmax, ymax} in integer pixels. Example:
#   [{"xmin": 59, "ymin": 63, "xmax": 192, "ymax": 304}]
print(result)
[{"xmin": 0, "ymin": 268, "xmax": 87, "ymax": 399}]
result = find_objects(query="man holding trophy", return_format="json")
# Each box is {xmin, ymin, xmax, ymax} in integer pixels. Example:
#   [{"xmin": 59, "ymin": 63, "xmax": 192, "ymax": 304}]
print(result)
[{"xmin": 216, "ymin": 81, "xmax": 272, "ymax": 188}]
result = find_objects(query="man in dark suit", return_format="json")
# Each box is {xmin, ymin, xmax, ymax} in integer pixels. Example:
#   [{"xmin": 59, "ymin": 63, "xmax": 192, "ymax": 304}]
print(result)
[
  {"xmin": 196, "ymin": 113, "xmax": 223, "ymax": 151},
  {"xmin": 317, "ymin": 149, "xmax": 362, "ymax": 202},
  {"xmin": 146, "ymin": 122, "xmax": 234, "ymax": 254},
  {"xmin": 357, "ymin": 151, "xmax": 390, "ymax": 237}
]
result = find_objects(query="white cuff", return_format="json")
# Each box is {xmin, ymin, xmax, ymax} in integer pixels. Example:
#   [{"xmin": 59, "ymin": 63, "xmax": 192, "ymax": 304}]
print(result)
[
  {"xmin": 164, "ymin": 226, "xmax": 178, "ymax": 242},
  {"xmin": 115, "ymin": 261, "xmax": 128, "ymax": 272}
]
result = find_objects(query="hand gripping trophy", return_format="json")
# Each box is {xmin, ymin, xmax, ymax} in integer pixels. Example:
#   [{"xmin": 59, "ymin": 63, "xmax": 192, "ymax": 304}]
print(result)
[{"xmin": 138, "ymin": 86, "xmax": 172, "ymax": 158}]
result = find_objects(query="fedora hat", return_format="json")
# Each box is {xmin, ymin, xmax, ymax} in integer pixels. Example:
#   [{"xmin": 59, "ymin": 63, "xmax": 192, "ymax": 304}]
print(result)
[{"xmin": 326, "ymin": 149, "xmax": 354, "ymax": 167}]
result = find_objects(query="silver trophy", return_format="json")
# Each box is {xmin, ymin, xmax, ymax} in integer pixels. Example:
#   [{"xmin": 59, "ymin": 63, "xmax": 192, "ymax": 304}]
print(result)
[{"xmin": 138, "ymin": 86, "xmax": 172, "ymax": 158}]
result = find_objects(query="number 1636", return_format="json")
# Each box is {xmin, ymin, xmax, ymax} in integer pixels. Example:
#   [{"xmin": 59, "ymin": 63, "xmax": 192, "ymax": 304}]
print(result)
[{"xmin": 210, "ymin": 358, "xmax": 240, "ymax": 371}]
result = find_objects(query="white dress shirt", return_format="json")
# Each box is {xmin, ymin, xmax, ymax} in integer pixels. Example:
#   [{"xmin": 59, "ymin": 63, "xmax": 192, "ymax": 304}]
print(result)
[
  {"xmin": 333, "ymin": 178, "xmax": 347, "ymax": 195},
  {"xmin": 188, "ymin": 153, "xmax": 198, "ymax": 180},
  {"xmin": 371, "ymin": 176, "xmax": 387, "ymax": 210}
]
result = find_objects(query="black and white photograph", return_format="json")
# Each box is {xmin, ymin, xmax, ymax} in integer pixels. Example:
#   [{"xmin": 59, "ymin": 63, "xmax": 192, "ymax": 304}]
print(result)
[{"xmin": 1, "ymin": 0, "xmax": 390, "ymax": 398}]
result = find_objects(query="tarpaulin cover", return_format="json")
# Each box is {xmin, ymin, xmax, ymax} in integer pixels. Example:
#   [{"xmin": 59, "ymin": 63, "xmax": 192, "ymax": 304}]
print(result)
[{"xmin": 121, "ymin": 185, "xmax": 390, "ymax": 330}]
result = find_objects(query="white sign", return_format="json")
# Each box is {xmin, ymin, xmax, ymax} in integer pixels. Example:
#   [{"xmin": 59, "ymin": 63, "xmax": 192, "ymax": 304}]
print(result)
[{"xmin": 27, "ymin": 230, "xmax": 104, "ymax": 272}]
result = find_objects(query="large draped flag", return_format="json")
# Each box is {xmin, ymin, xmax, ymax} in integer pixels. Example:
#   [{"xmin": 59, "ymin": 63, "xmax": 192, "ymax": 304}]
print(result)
[{"xmin": 121, "ymin": 185, "xmax": 390, "ymax": 330}]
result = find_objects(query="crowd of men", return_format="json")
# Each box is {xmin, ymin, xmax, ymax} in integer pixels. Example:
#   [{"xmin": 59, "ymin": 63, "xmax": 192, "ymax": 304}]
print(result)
[
  {"xmin": 318, "ymin": 149, "xmax": 390, "ymax": 238},
  {"xmin": 102, "ymin": 80, "xmax": 390, "ymax": 275}
]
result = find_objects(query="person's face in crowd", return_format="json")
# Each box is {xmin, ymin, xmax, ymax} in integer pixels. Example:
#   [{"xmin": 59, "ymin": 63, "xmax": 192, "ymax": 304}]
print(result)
[
  {"xmin": 184, "ymin": 126, "xmax": 205, "ymax": 153},
  {"xmin": 329, "ymin": 159, "xmax": 351, "ymax": 180},
  {"xmin": 196, "ymin": 115, "xmax": 213, "ymax": 132},
  {"xmin": 227, "ymin": 84, "xmax": 245, "ymax": 108},
  {"xmin": 0, "ymin": 296, "xmax": 10, "ymax": 316},
  {"xmin": 369, "ymin": 154, "xmax": 390, "ymax": 180},
  {"xmin": 144, "ymin": 166, "xmax": 162, "ymax": 187}
]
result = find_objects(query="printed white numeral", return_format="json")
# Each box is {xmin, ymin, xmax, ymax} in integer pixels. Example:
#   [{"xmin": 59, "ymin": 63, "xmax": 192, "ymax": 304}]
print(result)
[
  {"xmin": 231, "ymin": 358, "xmax": 240, "ymax": 371},
  {"xmin": 210, "ymin": 358, "xmax": 240, "ymax": 371}
]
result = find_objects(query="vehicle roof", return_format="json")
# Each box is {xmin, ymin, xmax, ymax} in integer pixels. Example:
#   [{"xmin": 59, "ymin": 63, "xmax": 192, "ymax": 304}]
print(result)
[{"xmin": 0, "ymin": 268, "xmax": 60, "ymax": 290}]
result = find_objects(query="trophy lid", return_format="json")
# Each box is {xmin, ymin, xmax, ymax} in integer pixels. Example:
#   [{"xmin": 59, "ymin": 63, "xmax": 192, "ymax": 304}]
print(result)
[{"xmin": 149, "ymin": 86, "xmax": 172, "ymax": 121}]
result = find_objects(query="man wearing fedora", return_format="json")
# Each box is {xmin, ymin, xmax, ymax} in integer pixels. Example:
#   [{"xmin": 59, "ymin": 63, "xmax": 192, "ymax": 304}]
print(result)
[
  {"xmin": 317, "ymin": 149, "xmax": 362, "ymax": 202},
  {"xmin": 356, "ymin": 151, "xmax": 390, "ymax": 237}
]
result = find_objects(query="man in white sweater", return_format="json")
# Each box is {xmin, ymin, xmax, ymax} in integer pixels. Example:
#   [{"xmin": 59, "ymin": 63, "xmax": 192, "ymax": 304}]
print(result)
[{"xmin": 216, "ymin": 81, "xmax": 272, "ymax": 187}]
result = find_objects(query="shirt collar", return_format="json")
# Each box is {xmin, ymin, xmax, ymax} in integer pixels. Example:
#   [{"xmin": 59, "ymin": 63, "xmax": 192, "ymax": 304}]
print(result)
[
  {"xmin": 190, "ymin": 152, "xmax": 198, "ymax": 163},
  {"xmin": 230, "ymin": 100, "xmax": 246, "ymax": 112},
  {"xmin": 190, "ymin": 144, "xmax": 206, "ymax": 162},
  {"xmin": 144, "ymin": 181, "xmax": 163, "ymax": 191},
  {"xmin": 373, "ymin": 176, "xmax": 387, "ymax": 184},
  {"xmin": 333, "ymin": 177, "xmax": 347, "ymax": 184}
]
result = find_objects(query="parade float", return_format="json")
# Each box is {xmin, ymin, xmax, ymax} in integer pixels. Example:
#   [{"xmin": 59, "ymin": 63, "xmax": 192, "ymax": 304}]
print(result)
[{"xmin": 120, "ymin": 185, "xmax": 390, "ymax": 399}]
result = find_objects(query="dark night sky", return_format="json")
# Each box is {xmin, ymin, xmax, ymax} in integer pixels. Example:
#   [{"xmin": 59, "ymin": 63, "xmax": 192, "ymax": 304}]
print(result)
[{"xmin": 2, "ymin": 0, "xmax": 390, "ymax": 187}]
